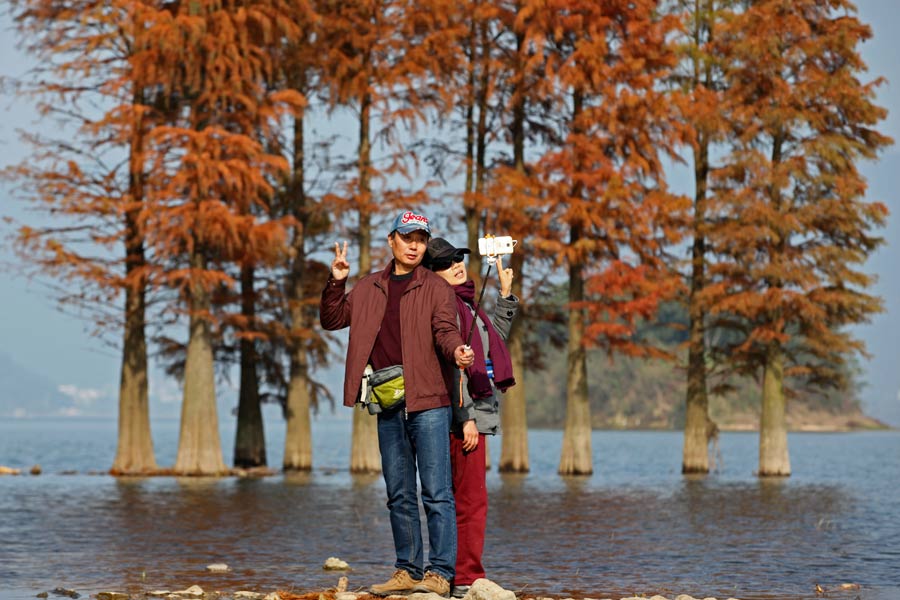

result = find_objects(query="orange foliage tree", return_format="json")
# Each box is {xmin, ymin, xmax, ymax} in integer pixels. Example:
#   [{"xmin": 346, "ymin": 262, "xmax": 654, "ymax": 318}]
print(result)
[
  {"xmin": 6, "ymin": 0, "xmax": 168, "ymax": 474},
  {"xmin": 484, "ymin": 0, "xmax": 551, "ymax": 473},
  {"xmin": 275, "ymin": 3, "xmax": 323, "ymax": 473},
  {"xmin": 224, "ymin": 0, "xmax": 319, "ymax": 471},
  {"xmin": 666, "ymin": 0, "xmax": 739, "ymax": 474},
  {"xmin": 8, "ymin": 0, "xmax": 891, "ymax": 482},
  {"xmin": 522, "ymin": 0, "xmax": 687, "ymax": 475},
  {"xmin": 141, "ymin": 0, "xmax": 304, "ymax": 475},
  {"xmin": 708, "ymin": 0, "xmax": 890, "ymax": 476},
  {"xmin": 259, "ymin": 1, "xmax": 346, "ymax": 473}
]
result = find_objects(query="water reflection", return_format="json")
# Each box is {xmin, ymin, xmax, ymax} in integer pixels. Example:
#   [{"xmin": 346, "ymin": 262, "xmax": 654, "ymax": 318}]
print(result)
[
  {"xmin": 1, "ymin": 427, "xmax": 899, "ymax": 600},
  {"xmin": 283, "ymin": 471, "xmax": 313, "ymax": 486},
  {"xmin": 90, "ymin": 474, "xmax": 396, "ymax": 593},
  {"xmin": 483, "ymin": 473, "xmax": 880, "ymax": 600}
]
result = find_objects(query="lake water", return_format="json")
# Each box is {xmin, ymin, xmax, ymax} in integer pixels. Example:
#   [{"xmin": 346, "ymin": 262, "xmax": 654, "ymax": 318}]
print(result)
[{"xmin": 1, "ymin": 415, "xmax": 898, "ymax": 600}]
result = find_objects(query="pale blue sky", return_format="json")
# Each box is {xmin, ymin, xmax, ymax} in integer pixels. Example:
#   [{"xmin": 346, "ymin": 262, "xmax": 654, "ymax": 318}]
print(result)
[{"xmin": 1, "ymin": 2, "xmax": 898, "ymax": 425}]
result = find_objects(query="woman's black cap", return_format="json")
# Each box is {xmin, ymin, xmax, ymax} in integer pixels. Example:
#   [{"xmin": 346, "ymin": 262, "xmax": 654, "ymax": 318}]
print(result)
[{"xmin": 426, "ymin": 237, "xmax": 471, "ymax": 270}]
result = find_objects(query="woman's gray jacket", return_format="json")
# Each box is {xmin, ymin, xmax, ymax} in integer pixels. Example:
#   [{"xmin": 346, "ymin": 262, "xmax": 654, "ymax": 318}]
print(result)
[{"xmin": 449, "ymin": 293, "xmax": 519, "ymax": 435}]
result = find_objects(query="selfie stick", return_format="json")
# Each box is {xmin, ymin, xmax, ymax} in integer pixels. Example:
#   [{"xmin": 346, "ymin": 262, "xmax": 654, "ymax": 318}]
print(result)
[
  {"xmin": 464, "ymin": 259, "xmax": 494, "ymax": 347},
  {"xmin": 459, "ymin": 256, "xmax": 497, "ymax": 407}
]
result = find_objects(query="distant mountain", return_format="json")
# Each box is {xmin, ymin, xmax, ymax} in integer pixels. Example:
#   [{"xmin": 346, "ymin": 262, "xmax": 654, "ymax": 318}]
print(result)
[
  {"xmin": 0, "ymin": 351, "xmax": 75, "ymax": 417},
  {"xmin": 0, "ymin": 348, "xmax": 298, "ymax": 421},
  {"xmin": 522, "ymin": 297, "xmax": 890, "ymax": 432}
]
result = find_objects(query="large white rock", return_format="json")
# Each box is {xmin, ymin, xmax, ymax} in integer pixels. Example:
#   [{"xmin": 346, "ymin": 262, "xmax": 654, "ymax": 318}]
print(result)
[
  {"xmin": 324, "ymin": 557, "xmax": 351, "ymax": 570},
  {"xmin": 466, "ymin": 578, "xmax": 516, "ymax": 600},
  {"xmin": 173, "ymin": 585, "xmax": 204, "ymax": 598},
  {"xmin": 408, "ymin": 593, "xmax": 446, "ymax": 600},
  {"xmin": 675, "ymin": 595, "xmax": 698, "ymax": 600}
]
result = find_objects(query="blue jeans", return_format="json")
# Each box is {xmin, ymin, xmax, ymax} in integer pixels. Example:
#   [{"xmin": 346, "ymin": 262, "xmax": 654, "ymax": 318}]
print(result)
[{"xmin": 377, "ymin": 405, "xmax": 456, "ymax": 581}]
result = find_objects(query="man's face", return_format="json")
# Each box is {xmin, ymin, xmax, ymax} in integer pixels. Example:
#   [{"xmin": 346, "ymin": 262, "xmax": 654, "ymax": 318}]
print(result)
[{"xmin": 389, "ymin": 230, "xmax": 429, "ymax": 274}]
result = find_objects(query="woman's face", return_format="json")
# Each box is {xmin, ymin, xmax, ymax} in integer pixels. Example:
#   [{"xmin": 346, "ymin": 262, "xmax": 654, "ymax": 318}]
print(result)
[{"xmin": 435, "ymin": 256, "xmax": 467, "ymax": 286}]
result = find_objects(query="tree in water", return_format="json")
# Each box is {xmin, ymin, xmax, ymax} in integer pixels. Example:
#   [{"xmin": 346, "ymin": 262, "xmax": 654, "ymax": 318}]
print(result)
[
  {"xmin": 7, "ymin": 0, "xmax": 166, "ymax": 474},
  {"xmin": 144, "ymin": 0, "xmax": 304, "ymax": 474},
  {"xmin": 710, "ymin": 0, "xmax": 890, "ymax": 476},
  {"xmin": 665, "ymin": 0, "xmax": 740, "ymax": 474},
  {"xmin": 523, "ymin": 1, "xmax": 686, "ymax": 475}
]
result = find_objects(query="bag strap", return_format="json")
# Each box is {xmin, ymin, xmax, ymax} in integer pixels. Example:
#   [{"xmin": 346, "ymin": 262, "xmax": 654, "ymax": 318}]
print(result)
[{"xmin": 360, "ymin": 364, "xmax": 374, "ymax": 406}]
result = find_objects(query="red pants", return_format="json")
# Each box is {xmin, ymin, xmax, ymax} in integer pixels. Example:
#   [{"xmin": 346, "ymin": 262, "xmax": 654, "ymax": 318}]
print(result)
[{"xmin": 450, "ymin": 432, "xmax": 488, "ymax": 585}]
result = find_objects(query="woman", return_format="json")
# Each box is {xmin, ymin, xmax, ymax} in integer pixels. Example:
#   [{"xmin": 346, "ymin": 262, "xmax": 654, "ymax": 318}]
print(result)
[{"xmin": 426, "ymin": 237, "xmax": 518, "ymax": 597}]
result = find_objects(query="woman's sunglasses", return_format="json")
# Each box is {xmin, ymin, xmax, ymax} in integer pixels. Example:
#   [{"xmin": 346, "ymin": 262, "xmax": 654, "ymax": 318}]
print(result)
[{"xmin": 432, "ymin": 252, "xmax": 467, "ymax": 271}]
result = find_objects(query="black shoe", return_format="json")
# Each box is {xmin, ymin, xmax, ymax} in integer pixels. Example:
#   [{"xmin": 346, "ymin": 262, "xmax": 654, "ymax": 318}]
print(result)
[{"xmin": 451, "ymin": 585, "xmax": 471, "ymax": 598}]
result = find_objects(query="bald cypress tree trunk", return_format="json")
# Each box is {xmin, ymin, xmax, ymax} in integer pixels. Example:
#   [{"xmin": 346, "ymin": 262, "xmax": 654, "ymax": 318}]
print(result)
[
  {"xmin": 175, "ymin": 248, "xmax": 226, "ymax": 475},
  {"xmin": 759, "ymin": 343, "xmax": 790, "ymax": 476},
  {"xmin": 683, "ymin": 140, "xmax": 712, "ymax": 474},
  {"xmin": 350, "ymin": 88, "xmax": 381, "ymax": 474},
  {"xmin": 284, "ymin": 106, "xmax": 313, "ymax": 472},
  {"xmin": 498, "ymin": 30, "xmax": 529, "ymax": 473},
  {"xmin": 234, "ymin": 263, "xmax": 266, "ymax": 468},
  {"xmin": 111, "ymin": 233, "xmax": 156, "ymax": 474},
  {"xmin": 558, "ymin": 89, "xmax": 591, "ymax": 475},
  {"xmin": 284, "ymin": 347, "xmax": 313, "ymax": 470},
  {"xmin": 112, "ymin": 100, "xmax": 157, "ymax": 474},
  {"xmin": 558, "ymin": 248, "xmax": 592, "ymax": 476}
]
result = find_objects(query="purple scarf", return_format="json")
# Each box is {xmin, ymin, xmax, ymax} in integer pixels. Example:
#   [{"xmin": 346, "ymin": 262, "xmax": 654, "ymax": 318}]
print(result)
[{"xmin": 454, "ymin": 280, "xmax": 516, "ymax": 398}]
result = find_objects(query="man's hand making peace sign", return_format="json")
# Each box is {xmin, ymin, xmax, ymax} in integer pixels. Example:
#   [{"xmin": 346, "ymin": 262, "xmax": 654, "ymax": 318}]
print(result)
[{"xmin": 331, "ymin": 241, "xmax": 351, "ymax": 281}]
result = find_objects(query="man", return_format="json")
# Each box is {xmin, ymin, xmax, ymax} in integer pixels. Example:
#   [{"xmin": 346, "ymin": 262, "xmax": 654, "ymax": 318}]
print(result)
[{"xmin": 320, "ymin": 210, "xmax": 475, "ymax": 596}]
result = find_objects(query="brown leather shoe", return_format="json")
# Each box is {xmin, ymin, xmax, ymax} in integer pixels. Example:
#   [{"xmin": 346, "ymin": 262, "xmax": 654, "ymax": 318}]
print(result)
[
  {"xmin": 369, "ymin": 569, "xmax": 421, "ymax": 595},
  {"xmin": 411, "ymin": 571, "xmax": 450, "ymax": 596}
]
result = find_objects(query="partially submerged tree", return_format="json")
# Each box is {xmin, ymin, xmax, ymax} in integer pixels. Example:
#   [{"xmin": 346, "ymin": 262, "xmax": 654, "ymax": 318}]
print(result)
[
  {"xmin": 710, "ymin": 0, "xmax": 890, "ymax": 476},
  {"xmin": 7, "ymin": 0, "xmax": 163, "ymax": 474},
  {"xmin": 488, "ymin": 0, "xmax": 549, "ymax": 474},
  {"xmin": 525, "ymin": 0, "xmax": 686, "ymax": 476},
  {"xmin": 277, "ymin": 4, "xmax": 336, "ymax": 471},
  {"xmin": 143, "ymin": 0, "xmax": 304, "ymax": 475},
  {"xmin": 666, "ymin": 0, "xmax": 739, "ymax": 474}
]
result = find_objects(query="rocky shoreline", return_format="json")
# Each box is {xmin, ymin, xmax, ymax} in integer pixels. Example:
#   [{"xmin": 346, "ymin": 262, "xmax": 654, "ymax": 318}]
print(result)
[
  {"xmin": 35, "ymin": 578, "xmax": 749, "ymax": 600},
  {"xmin": 30, "ymin": 571, "xmax": 866, "ymax": 600},
  {"xmin": 0, "ymin": 464, "xmax": 280, "ymax": 477}
]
